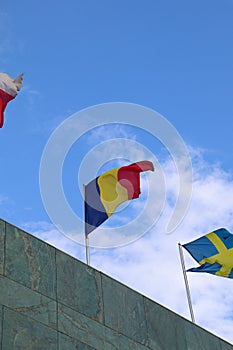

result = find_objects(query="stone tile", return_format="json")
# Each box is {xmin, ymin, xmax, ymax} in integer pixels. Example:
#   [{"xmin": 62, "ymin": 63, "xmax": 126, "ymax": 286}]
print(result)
[
  {"xmin": 183, "ymin": 320, "xmax": 225, "ymax": 350},
  {"xmin": 2, "ymin": 307, "xmax": 57, "ymax": 350},
  {"xmin": 5, "ymin": 223, "xmax": 56, "ymax": 299},
  {"xmin": 58, "ymin": 303, "xmax": 150, "ymax": 350},
  {"xmin": 0, "ymin": 275, "xmax": 57, "ymax": 329},
  {"xmin": 182, "ymin": 315, "xmax": 233, "ymax": 350},
  {"xmin": 220, "ymin": 339, "xmax": 233, "ymax": 350},
  {"xmin": 59, "ymin": 332, "xmax": 97, "ymax": 350},
  {"xmin": 104, "ymin": 328, "xmax": 152, "ymax": 350},
  {"xmin": 58, "ymin": 302, "xmax": 106, "ymax": 349},
  {"xmin": 0, "ymin": 306, "xmax": 2, "ymax": 350},
  {"xmin": 56, "ymin": 250, "xmax": 103, "ymax": 322},
  {"xmin": 102, "ymin": 274, "xmax": 148, "ymax": 346},
  {"xmin": 0, "ymin": 220, "xmax": 5, "ymax": 275},
  {"xmin": 145, "ymin": 297, "xmax": 187, "ymax": 349}
]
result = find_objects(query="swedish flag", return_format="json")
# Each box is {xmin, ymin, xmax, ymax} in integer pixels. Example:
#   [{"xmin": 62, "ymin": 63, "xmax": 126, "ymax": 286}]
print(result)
[{"xmin": 183, "ymin": 228, "xmax": 233, "ymax": 278}]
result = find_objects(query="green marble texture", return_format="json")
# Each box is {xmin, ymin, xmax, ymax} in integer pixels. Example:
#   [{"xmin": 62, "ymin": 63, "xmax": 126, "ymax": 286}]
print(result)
[
  {"xmin": 5, "ymin": 223, "xmax": 56, "ymax": 299},
  {"xmin": 102, "ymin": 274, "xmax": 148, "ymax": 346},
  {"xmin": 145, "ymin": 297, "xmax": 233, "ymax": 350},
  {"xmin": 0, "ymin": 306, "xmax": 2, "ymax": 350},
  {"xmin": 184, "ymin": 319, "xmax": 233, "ymax": 350},
  {"xmin": 145, "ymin": 298, "xmax": 188, "ymax": 349},
  {"xmin": 0, "ymin": 275, "xmax": 57, "ymax": 329},
  {"xmin": 59, "ymin": 332, "xmax": 97, "ymax": 350},
  {"xmin": 183, "ymin": 317, "xmax": 222, "ymax": 350},
  {"xmin": 58, "ymin": 303, "xmax": 150, "ymax": 350},
  {"xmin": 0, "ymin": 219, "xmax": 5, "ymax": 275},
  {"xmin": 220, "ymin": 341, "xmax": 233, "ymax": 350},
  {"xmin": 58, "ymin": 302, "xmax": 107, "ymax": 349},
  {"xmin": 56, "ymin": 250, "xmax": 103, "ymax": 322},
  {"xmin": 2, "ymin": 307, "xmax": 57, "ymax": 350}
]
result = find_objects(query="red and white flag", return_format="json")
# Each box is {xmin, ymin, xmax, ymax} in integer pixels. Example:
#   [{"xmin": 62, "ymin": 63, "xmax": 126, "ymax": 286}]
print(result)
[{"xmin": 0, "ymin": 73, "xmax": 23, "ymax": 128}]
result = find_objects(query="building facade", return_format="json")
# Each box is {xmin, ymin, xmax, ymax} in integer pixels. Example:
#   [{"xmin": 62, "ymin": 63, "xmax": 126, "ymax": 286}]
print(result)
[{"xmin": 0, "ymin": 219, "xmax": 232, "ymax": 349}]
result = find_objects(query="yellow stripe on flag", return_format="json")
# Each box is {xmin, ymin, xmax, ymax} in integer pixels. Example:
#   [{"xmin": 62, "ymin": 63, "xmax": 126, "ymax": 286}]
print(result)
[
  {"xmin": 199, "ymin": 232, "xmax": 233, "ymax": 277},
  {"xmin": 97, "ymin": 168, "xmax": 128, "ymax": 217}
]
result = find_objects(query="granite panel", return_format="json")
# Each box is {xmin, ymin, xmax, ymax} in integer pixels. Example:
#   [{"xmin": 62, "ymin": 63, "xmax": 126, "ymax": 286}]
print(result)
[
  {"xmin": 0, "ymin": 306, "xmax": 2, "ymax": 350},
  {"xmin": 59, "ymin": 332, "xmax": 97, "ymax": 350},
  {"xmin": 183, "ymin": 320, "xmax": 224, "ymax": 350},
  {"xmin": 102, "ymin": 274, "xmax": 148, "ymax": 346},
  {"xmin": 58, "ymin": 302, "xmax": 106, "ymax": 349},
  {"xmin": 145, "ymin": 297, "xmax": 187, "ymax": 349},
  {"xmin": 103, "ymin": 329, "xmax": 152, "ymax": 350},
  {"xmin": 5, "ymin": 223, "xmax": 56, "ymax": 299},
  {"xmin": 56, "ymin": 250, "xmax": 103, "ymax": 322},
  {"xmin": 220, "ymin": 339, "xmax": 233, "ymax": 350},
  {"xmin": 58, "ymin": 303, "xmax": 150, "ymax": 350},
  {"xmin": 0, "ymin": 220, "xmax": 5, "ymax": 275},
  {"xmin": 0, "ymin": 275, "xmax": 57, "ymax": 329},
  {"xmin": 2, "ymin": 307, "xmax": 57, "ymax": 350}
]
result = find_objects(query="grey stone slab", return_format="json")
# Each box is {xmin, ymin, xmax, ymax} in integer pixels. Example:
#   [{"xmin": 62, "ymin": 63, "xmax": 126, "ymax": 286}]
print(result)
[
  {"xmin": 2, "ymin": 307, "xmax": 57, "ymax": 350},
  {"xmin": 220, "ymin": 339, "xmax": 233, "ymax": 350},
  {"xmin": 0, "ymin": 275, "xmax": 57, "ymax": 329},
  {"xmin": 0, "ymin": 306, "xmax": 2, "ymax": 350},
  {"xmin": 59, "ymin": 332, "xmax": 97, "ymax": 350},
  {"xmin": 183, "ymin": 320, "xmax": 228, "ymax": 350},
  {"xmin": 5, "ymin": 223, "xmax": 56, "ymax": 299},
  {"xmin": 102, "ymin": 274, "xmax": 148, "ymax": 346},
  {"xmin": 0, "ymin": 220, "xmax": 5, "ymax": 275},
  {"xmin": 58, "ymin": 302, "xmax": 106, "ymax": 349},
  {"xmin": 56, "ymin": 250, "xmax": 103, "ymax": 322},
  {"xmin": 145, "ymin": 297, "xmax": 187, "ymax": 349},
  {"xmin": 103, "ymin": 329, "xmax": 152, "ymax": 350},
  {"xmin": 58, "ymin": 303, "xmax": 150, "ymax": 350}
]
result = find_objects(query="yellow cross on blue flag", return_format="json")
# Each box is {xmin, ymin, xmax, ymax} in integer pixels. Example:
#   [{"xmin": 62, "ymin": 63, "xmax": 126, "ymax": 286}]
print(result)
[{"xmin": 183, "ymin": 228, "xmax": 233, "ymax": 278}]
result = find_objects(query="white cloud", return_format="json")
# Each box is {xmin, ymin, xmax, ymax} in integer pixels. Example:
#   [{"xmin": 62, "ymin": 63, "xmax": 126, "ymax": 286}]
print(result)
[{"xmin": 86, "ymin": 124, "xmax": 137, "ymax": 147}]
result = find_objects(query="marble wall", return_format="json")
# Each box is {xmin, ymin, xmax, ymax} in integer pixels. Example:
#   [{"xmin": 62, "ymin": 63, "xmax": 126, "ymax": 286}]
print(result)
[{"xmin": 0, "ymin": 219, "xmax": 232, "ymax": 350}]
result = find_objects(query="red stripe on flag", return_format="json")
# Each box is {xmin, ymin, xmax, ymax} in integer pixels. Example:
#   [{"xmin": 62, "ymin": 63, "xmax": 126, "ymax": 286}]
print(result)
[
  {"xmin": 117, "ymin": 161, "xmax": 154, "ymax": 199},
  {"xmin": 0, "ymin": 89, "xmax": 15, "ymax": 128}
]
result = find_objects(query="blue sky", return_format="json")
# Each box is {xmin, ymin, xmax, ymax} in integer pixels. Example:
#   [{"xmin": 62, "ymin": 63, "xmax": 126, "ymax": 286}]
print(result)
[{"xmin": 1, "ymin": 0, "xmax": 233, "ymax": 344}]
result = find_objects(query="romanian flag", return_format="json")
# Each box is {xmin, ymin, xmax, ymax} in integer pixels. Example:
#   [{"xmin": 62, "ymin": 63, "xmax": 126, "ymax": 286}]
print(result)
[
  {"xmin": 85, "ymin": 160, "xmax": 154, "ymax": 235},
  {"xmin": 183, "ymin": 228, "xmax": 233, "ymax": 278},
  {"xmin": 0, "ymin": 72, "xmax": 23, "ymax": 128}
]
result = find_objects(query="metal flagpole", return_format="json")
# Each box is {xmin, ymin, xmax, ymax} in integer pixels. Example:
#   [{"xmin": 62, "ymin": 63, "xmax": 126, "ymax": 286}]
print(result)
[
  {"xmin": 85, "ymin": 235, "xmax": 90, "ymax": 266},
  {"xmin": 83, "ymin": 184, "xmax": 90, "ymax": 266},
  {"xmin": 178, "ymin": 243, "xmax": 195, "ymax": 323}
]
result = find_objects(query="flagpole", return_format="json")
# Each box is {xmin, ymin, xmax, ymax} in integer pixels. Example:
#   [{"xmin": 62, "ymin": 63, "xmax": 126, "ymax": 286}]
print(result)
[
  {"xmin": 178, "ymin": 243, "xmax": 195, "ymax": 323},
  {"xmin": 83, "ymin": 184, "xmax": 90, "ymax": 266},
  {"xmin": 85, "ymin": 235, "xmax": 90, "ymax": 266}
]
